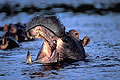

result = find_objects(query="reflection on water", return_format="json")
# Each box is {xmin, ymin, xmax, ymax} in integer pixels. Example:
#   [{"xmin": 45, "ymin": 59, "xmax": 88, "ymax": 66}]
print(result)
[
  {"xmin": 0, "ymin": 12, "xmax": 120, "ymax": 80},
  {"xmin": 23, "ymin": 63, "xmax": 64, "ymax": 79}
]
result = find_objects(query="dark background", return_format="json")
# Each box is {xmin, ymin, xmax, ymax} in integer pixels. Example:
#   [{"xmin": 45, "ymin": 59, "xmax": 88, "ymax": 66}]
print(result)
[{"xmin": 0, "ymin": 0, "xmax": 120, "ymax": 16}]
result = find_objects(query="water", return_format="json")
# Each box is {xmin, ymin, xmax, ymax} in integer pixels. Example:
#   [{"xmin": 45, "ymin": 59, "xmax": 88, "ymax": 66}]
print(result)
[{"xmin": 0, "ymin": 12, "xmax": 120, "ymax": 80}]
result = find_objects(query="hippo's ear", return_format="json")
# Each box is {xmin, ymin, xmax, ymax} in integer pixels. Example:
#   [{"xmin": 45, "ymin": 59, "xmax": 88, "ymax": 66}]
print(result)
[
  {"xmin": 69, "ymin": 29, "xmax": 79, "ymax": 39},
  {"xmin": 82, "ymin": 36, "xmax": 90, "ymax": 47}
]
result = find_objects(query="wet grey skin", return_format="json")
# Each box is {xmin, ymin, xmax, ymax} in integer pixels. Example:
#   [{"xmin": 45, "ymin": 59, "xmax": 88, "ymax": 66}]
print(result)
[{"xmin": 26, "ymin": 15, "xmax": 90, "ymax": 64}]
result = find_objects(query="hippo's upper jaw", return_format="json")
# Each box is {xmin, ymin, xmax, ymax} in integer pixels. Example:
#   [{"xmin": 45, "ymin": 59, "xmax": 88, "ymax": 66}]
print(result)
[{"xmin": 26, "ymin": 15, "xmax": 65, "ymax": 38}]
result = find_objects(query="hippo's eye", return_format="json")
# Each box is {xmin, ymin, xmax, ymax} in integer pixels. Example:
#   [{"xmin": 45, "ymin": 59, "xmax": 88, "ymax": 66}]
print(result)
[
  {"xmin": 53, "ymin": 40, "xmax": 57, "ymax": 44},
  {"xmin": 75, "ymin": 33, "xmax": 78, "ymax": 35}
]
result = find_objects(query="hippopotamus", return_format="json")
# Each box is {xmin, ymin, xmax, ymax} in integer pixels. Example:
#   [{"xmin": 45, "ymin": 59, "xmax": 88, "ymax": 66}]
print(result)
[
  {"xmin": 4, "ymin": 24, "xmax": 27, "ymax": 42},
  {"xmin": 0, "ymin": 37, "xmax": 20, "ymax": 50},
  {"xmin": 0, "ymin": 23, "xmax": 28, "ymax": 50},
  {"xmin": 26, "ymin": 15, "xmax": 90, "ymax": 64}
]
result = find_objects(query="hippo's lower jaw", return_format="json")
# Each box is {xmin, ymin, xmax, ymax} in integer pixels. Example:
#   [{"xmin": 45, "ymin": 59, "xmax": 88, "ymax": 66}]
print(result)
[{"xmin": 26, "ymin": 25, "xmax": 90, "ymax": 64}]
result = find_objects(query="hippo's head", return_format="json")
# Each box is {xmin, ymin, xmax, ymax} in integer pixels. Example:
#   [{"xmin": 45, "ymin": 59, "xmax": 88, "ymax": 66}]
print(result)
[
  {"xmin": 0, "ymin": 37, "xmax": 20, "ymax": 50},
  {"xmin": 26, "ymin": 15, "xmax": 90, "ymax": 64}
]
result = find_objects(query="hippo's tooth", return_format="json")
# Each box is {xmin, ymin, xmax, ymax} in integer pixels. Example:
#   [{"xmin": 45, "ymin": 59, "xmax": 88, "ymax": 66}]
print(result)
[
  {"xmin": 36, "ymin": 33, "xmax": 40, "ymax": 38},
  {"xmin": 26, "ymin": 51, "xmax": 32, "ymax": 64}
]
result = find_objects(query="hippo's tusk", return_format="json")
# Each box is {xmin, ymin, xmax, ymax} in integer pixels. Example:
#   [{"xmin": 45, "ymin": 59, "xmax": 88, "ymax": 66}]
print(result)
[{"xmin": 26, "ymin": 51, "xmax": 32, "ymax": 64}]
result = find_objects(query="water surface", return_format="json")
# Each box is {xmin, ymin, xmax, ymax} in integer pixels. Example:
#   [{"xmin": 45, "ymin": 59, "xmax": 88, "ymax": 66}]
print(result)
[{"xmin": 0, "ymin": 12, "xmax": 120, "ymax": 80}]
